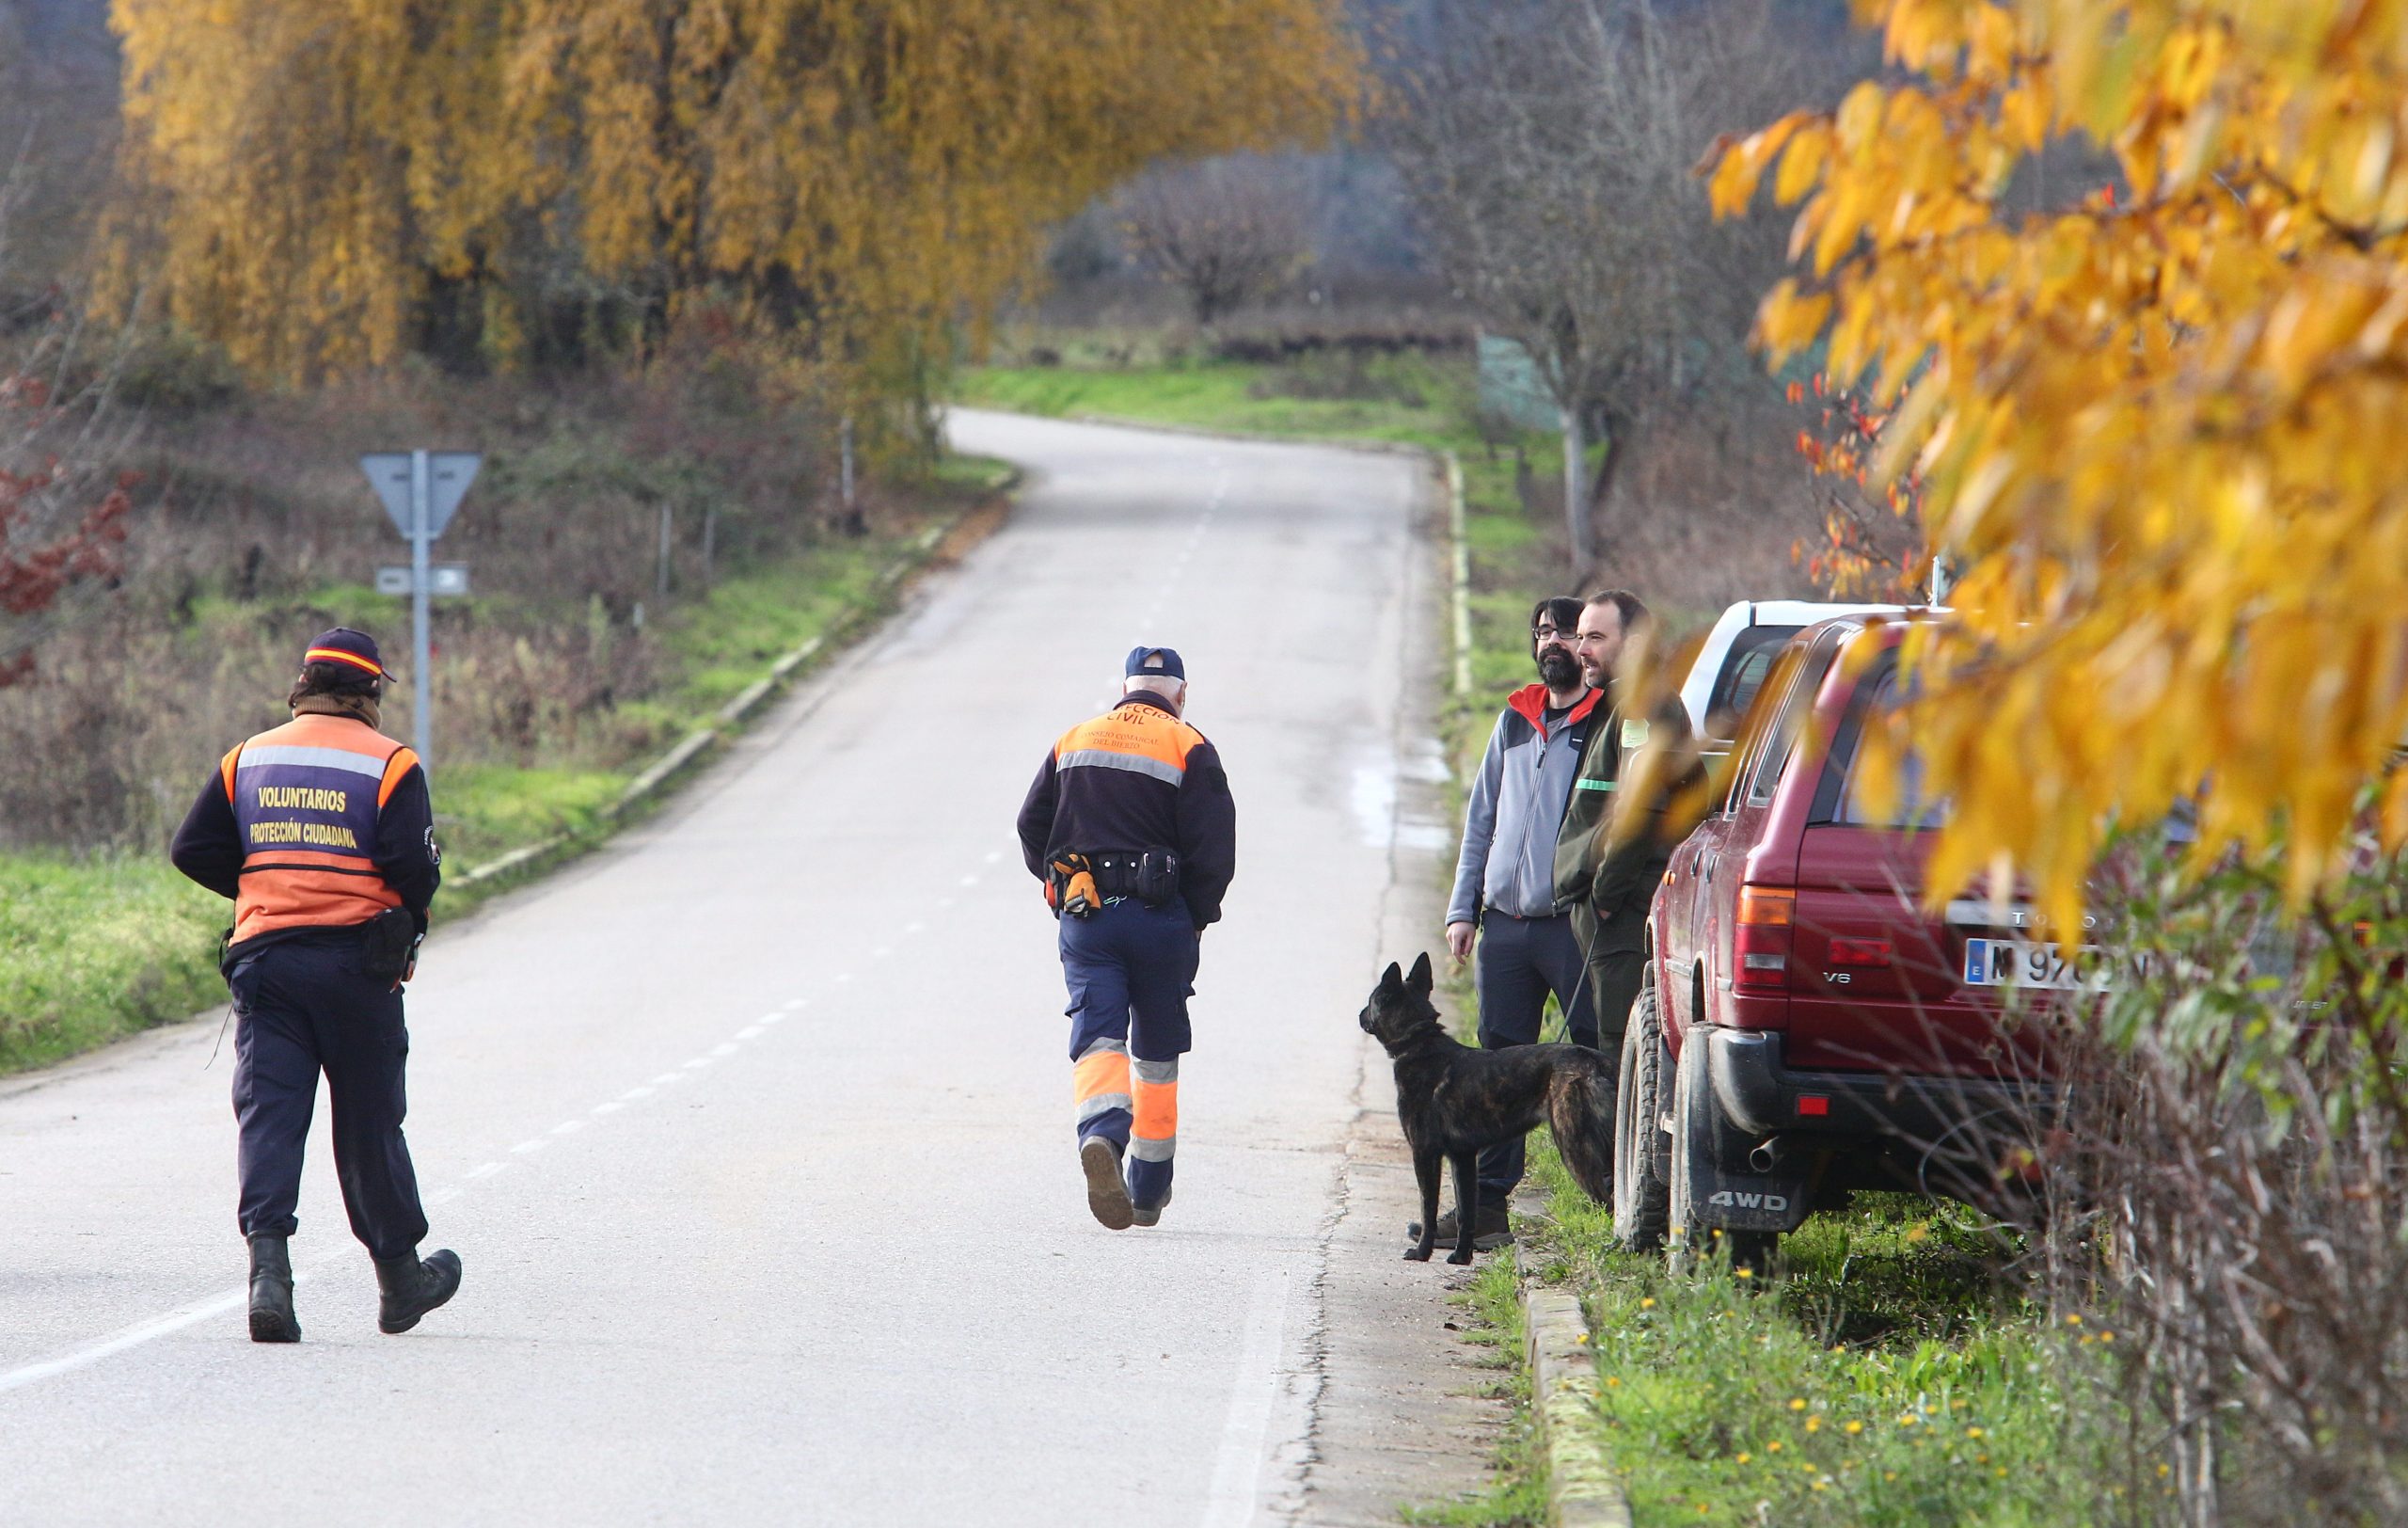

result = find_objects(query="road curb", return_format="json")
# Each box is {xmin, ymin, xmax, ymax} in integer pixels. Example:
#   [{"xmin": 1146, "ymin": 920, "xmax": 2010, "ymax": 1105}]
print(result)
[
  {"xmin": 1443, "ymin": 448, "xmax": 1471, "ymax": 699},
  {"xmin": 1513, "ymin": 1226, "xmax": 1635, "ymax": 1528},
  {"xmin": 455, "ymin": 480, "xmax": 1011, "ymax": 892}
]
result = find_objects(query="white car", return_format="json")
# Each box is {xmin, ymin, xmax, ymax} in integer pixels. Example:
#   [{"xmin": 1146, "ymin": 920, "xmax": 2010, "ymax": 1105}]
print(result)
[{"xmin": 1677, "ymin": 600, "xmax": 1907, "ymax": 752}]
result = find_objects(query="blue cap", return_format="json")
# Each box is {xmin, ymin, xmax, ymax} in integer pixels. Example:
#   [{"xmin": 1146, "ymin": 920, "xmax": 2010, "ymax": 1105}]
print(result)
[
  {"xmin": 303, "ymin": 628, "xmax": 388, "ymax": 681},
  {"xmin": 1125, "ymin": 645, "xmax": 1185, "ymax": 682}
]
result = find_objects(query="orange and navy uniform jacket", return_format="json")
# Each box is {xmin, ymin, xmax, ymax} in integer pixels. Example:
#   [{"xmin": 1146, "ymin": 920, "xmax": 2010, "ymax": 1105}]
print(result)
[
  {"xmin": 1016, "ymin": 694, "xmax": 1237, "ymax": 928},
  {"xmin": 169, "ymin": 713, "xmax": 441, "ymax": 955}
]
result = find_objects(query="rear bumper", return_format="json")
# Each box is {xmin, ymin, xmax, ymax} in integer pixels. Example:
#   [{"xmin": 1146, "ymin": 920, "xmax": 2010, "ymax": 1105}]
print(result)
[{"xmin": 1705, "ymin": 1027, "xmax": 2058, "ymax": 1145}]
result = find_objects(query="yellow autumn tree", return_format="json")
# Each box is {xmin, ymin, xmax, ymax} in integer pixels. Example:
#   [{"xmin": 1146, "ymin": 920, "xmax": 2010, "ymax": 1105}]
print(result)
[
  {"xmin": 103, "ymin": 0, "xmax": 1360, "ymax": 382},
  {"xmin": 1708, "ymin": 0, "xmax": 2408, "ymax": 923}
]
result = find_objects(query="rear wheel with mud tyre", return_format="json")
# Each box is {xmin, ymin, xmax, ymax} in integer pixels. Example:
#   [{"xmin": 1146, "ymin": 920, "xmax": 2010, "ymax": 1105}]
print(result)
[
  {"xmin": 1611, "ymin": 968, "xmax": 1671, "ymax": 1251},
  {"xmin": 1667, "ymin": 1026, "xmax": 1781, "ymax": 1276}
]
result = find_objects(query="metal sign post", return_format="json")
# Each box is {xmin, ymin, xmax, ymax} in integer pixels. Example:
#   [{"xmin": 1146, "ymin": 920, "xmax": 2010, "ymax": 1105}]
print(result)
[{"xmin": 361, "ymin": 451, "xmax": 480, "ymax": 767}]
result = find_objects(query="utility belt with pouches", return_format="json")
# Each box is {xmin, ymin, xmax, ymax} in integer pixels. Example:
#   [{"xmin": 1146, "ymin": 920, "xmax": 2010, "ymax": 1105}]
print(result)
[{"xmin": 1045, "ymin": 848, "xmax": 1181, "ymax": 917}]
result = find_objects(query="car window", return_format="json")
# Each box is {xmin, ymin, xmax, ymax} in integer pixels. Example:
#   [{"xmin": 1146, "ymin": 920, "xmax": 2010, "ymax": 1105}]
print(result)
[
  {"xmin": 1703, "ymin": 624, "xmax": 1800, "ymax": 741},
  {"xmin": 1826, "ymin": 665, "xmax": 1947, "ymax": 828},
  {"xmin": 1722, "ymin": 645, "xmax": 1798, "ymax": 815},
  {"xmin": 1742, "ymin": 626, "xmax": 1847, "ymax": 809}
]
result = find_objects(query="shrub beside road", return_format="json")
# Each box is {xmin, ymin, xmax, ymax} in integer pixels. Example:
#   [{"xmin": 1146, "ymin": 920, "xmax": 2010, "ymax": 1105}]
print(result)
[{"xmin": 0, "ymin": 451, "xmax": 1008, "ymax": 1075}]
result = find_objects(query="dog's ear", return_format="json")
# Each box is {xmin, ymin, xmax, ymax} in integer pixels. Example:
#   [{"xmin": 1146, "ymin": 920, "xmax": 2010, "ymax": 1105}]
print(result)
[
  {"xmin": 1407, "ymin": 951, "xmax": 1434, "ymax": 995},
  {"xmin": 1378, "ymin": 961, "xmax": 1403, "ymax": 995}
]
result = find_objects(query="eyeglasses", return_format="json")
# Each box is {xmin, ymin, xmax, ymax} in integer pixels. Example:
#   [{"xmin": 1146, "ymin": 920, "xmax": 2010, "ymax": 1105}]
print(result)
[{"xmin": 1531, "ymin": 626, "xmax": 1573, "ymax": 644}]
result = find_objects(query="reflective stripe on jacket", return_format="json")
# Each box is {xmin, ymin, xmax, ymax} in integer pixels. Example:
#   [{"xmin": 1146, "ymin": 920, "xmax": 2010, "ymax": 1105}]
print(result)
[
  {"xmin": 1016, "ymin": 694, "xmax": 1238, "ymax": 927},
  {"xmin": 221, "ymin": 714, "xmax": 417, "ymax": 945}
]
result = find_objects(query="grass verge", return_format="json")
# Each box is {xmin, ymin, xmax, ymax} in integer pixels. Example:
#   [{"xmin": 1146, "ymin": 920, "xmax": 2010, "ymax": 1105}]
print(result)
[
  {"xmin": 0, "ymin": 462, "xmax": 1008, "ymax": 1075},
  {"xmin": 1521, "ymin": 1140, "xmax": 2138, "ymax": 1526}
]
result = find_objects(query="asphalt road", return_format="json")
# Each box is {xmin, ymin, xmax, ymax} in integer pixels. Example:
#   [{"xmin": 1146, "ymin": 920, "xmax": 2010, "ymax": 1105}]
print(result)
[{"xmin": 0, "ymin": 410, "xmax": 1462, "ymax": 1525}]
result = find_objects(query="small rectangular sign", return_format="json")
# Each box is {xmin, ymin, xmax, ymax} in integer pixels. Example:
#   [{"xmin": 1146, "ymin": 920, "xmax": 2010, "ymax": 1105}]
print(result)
[{"xmin": 375, "ymin": 565, "xmax": 470, "ymax": 597}]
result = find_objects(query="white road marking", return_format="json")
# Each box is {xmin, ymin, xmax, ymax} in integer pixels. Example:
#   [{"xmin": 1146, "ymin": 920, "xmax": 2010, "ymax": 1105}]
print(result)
[
  {"xmin": 958, "ymin": 874, "xmax": 979, "ymax": 887},
  {"xmin": 551, "ymin": 1120, "xmax": 584, "ymax": 1136},
  {"xmin": 621, "ymin": 1086, "xmax": 656, "ymax": 1102},
  {"xmin": 0, "ymin": 1289, "xmax": 247, "ymax": 1395},
  {"xmin": 511, "ymin": 1138, "xmax": 547, "ymax": 1154},
  {"xmin": 683, "ymin": 1057, "xmax": 713, "ymax": 1070},
  {"xmin": 652, "ymin": 1073, "xmax": 682, "ymax": 1086},
  {"xmin": 425, "ymin": 1186, "xmax": 462, "ymax": 1206},
  {"xmin": 983, "ymin": 851, "xmax": 1003, "ymax": 864},
  {"xmin": 592, "ymin": 1101, "xmax": 624, "ymax": 1116},
  {"xmin": 760, "ymin": 1013, "xmax": 785, "ymax": 1027},
  {"xmin": 736, "ymin": 1026, "xmax": 765, "ymax": 1040},
  {"xmin": 933, "ymin": 898, "xmax": 956, "ymax": 911},
  {"xmin": 833, "ymin": 973, "xmax": 855, "ymax": 986},
  {"xmin": 467, "ymin": 1162, "xmax": 507, "ymax": 1180},
  {"xmin": 903, "ymin": 921, "xmax": 926, "ymax": 935},
  {"xmin": 781, "ymin": 997, "xmax": 807, "ymax": 1011},
  {"xmin": 1197, "ymin": 1271, "xmax": 1292, "ymax": 1528},
  {"xmin": 872, "ymin": 947, "xmax": 894, "ymax": 960},
  {"xmin": 710, "ymin": 1043, "xmax": 739, "ymax": 1058}
]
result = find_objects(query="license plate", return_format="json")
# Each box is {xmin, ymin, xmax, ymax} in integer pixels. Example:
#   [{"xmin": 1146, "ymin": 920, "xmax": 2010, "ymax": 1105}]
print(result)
[{"xmin": 1962, "ymin": 937, "xmax": 2112, "ymax": 992}]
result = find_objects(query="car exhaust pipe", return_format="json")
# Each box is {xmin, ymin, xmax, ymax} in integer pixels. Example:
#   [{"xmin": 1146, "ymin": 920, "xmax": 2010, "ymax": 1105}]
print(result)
[{"xmin": 1749, "ymin": 1138, "xmax": 1788, "ymax": 1174}]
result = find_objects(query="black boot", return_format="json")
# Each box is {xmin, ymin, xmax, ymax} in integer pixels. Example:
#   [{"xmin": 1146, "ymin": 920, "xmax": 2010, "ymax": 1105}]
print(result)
[
  {"xmin": 373, "ymin": 1247, "xmax": 462, "ymax": 1334},
  {"xmin": 246, "ymin": 1234, "xmax": 300, "ymax": 1344}
]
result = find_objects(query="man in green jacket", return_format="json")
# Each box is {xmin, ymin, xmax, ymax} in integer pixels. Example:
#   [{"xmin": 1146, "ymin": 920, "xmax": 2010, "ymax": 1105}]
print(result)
[{"xmin": 1553, "ymin": 590, "xmax": 1700, "ymax": 1074}]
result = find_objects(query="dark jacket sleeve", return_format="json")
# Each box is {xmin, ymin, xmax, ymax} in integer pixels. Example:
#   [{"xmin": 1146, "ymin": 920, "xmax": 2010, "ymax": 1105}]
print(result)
[
  {"xmin": 1175, "ymin": 740, "xmax": 1237, "ymax": 928},
  {"xmin": 373, "ymin": 763, "xmax": 442, "ymax": 935},
  {"xmin": 1016, "ymin": 750, "xmax": 1060, "ymax": 880},
  {"xmin": 168, "ymin": 771, "xmax": 244, "ymax": 900},
  {"xmin": 1591, "ymin": 702, "xmax": 1702, "ymax": 924}
]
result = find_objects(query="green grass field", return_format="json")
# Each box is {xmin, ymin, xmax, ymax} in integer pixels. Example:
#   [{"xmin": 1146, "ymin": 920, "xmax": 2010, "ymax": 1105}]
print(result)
[{"xmin": 0, "ymin": 462, "xmax": 1005, "ymax": 1074}]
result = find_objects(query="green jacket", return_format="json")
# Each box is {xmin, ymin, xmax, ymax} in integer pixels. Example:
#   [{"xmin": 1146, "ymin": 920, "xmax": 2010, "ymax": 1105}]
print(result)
[{"xmin": 1553, "ymin": 683, "xmax": 1698, "ymax": 956}]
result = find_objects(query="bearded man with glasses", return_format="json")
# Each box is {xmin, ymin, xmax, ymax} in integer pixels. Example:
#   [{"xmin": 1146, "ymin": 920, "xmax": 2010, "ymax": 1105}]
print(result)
[{"xmin": 1413, "ymin": 596, "xmax": 1602, "ymax": 1251}]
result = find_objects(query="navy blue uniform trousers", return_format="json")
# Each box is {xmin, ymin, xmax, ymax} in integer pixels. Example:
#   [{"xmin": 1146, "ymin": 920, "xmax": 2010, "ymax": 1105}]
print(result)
[
  {"xmin": 228, "ymin": 934, "xmax": 428, "ymax": 1261},
  {"xmin": 1475, "ymin": 911, "xmax": 1596, "ymax": 1203},
  {"xmin": 1062, "ymin": 897, "xmax": 1198, "ymax": 1212}
]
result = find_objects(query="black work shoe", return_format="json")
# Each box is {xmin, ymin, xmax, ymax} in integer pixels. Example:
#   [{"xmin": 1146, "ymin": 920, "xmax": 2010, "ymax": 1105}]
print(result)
[
  {"xmin": 1131, "ymin": 1186, "xmax": 1173, "ymax": 1228},
  {"xmin": 246, "ymin": 1234, "xmax": 299, "ymax": 1344},
  {"xmin": 1404, "ymin": 1203, "xmax": 1514, "ymax": 1250},
  {"xmin": 373, "ymin": 1248, "xmax": 462, "ymax": 1334},
  {"xmin": 1081, "ymin": 1138, "xmax": 1134, "ymax": 1231}
]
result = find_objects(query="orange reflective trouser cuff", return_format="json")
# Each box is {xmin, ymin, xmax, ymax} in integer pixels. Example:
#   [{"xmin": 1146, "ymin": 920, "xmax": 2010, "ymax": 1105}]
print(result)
[
  {"xmin": 1130, "ymin": 1061, "xmax": 1178, "ymax": 1164},
  {"xmin": 1073, "ymin": 1040, "xmax": 1133, "ymax": 1131}
]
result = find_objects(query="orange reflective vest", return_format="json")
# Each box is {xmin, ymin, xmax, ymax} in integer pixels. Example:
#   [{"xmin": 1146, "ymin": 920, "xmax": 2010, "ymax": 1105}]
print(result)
[
  {"xmin": 218, "ymin": 714, "xmax": 418, "ymax": 945},
  {"xmin": 1053, "ymin": 703, "xmax": 1209, "ymax": 790}
]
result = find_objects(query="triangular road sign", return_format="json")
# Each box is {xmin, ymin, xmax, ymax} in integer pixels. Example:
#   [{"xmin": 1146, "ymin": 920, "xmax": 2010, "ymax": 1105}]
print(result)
[{"xmin": 361, "ymin": 452, "xmax": 482, "ymax": 539}]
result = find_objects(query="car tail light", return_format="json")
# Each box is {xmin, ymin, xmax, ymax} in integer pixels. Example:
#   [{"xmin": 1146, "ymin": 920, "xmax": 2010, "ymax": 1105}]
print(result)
[
  {"xmin": 1827, "ymin": 936, "xmax": 1893, "ymax": 967},
  {"xmin": 1734, "ymin": 885, "xmax": 1794, "ymax": 991},
  {"xmin": 1797, "ymin": 1094, "xmax": 1830, "ymax": 1117}
]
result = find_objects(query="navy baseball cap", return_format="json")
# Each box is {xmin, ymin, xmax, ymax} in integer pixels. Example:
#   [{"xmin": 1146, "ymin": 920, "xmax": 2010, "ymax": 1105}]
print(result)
[
  {"xmin": 303, "ymin": 628, "xmax": 389, "ymax": 681},
  {"xmin": 1125, "ymin": 645, "xmax": 1185, "ymax": 682}
]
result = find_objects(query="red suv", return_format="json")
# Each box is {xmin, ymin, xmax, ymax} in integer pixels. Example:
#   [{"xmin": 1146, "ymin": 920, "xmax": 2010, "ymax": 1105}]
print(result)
[{"xmin": 1614, "ymin": 614, "xmax": 2072, "ymax": 1265}]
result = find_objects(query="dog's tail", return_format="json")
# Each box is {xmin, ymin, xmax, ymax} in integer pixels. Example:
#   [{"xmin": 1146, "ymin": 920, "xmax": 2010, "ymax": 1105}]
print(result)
[{"xmin": 1550, "ymin": 1063, "xmax": 1617, "ymax": 1205}]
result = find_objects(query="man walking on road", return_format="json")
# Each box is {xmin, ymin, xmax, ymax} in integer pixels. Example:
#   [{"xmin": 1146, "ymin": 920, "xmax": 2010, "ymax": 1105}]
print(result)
[
  {"xmin": 1017, "ymin": 646, "xmax": 1236, "ymax": 1231},
  {"xmin": 1422, "ymin": 597, "xmax": 1601, "ymax": 1250},
  {"xmin": 1555, "ymin": 591, "xmax": 1700, "ymax": 1086},
  {"xmin": 169, "ymin": 628, "xmax": 462, "ymax": 1343}
]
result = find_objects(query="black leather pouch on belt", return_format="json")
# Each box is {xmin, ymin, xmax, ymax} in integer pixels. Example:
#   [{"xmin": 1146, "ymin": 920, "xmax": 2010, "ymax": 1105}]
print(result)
[
  {"xmin": 359, "ymin": 907, "xmax": 419, "ymax": 985},
  {"xmin": 1134, "ymin": 848, "xmax": 1181, "ymax": 907}
]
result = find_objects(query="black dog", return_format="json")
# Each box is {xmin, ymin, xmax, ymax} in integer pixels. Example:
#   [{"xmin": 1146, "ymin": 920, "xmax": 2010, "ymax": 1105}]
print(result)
[{"xmin": 1359, "ymin": 953, "xmax": 1617, "ymax": 1264}]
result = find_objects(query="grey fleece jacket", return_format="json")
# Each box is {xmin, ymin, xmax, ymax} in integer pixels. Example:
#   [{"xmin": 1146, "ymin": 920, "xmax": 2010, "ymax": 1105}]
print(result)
[{"xmin": 1447, "ymin": 683, "xmax": 1602, "ymax": 926}]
